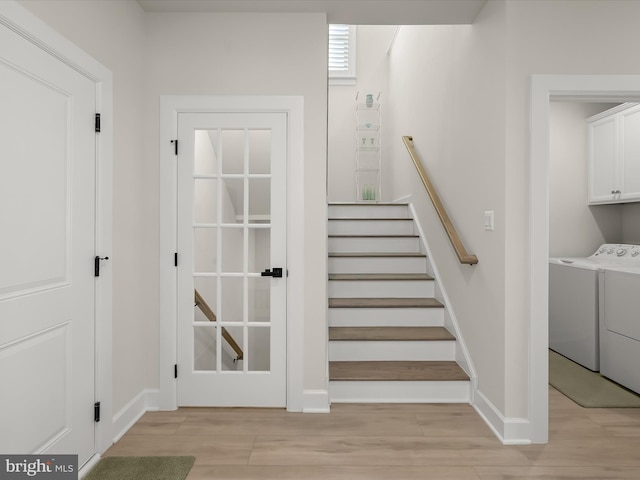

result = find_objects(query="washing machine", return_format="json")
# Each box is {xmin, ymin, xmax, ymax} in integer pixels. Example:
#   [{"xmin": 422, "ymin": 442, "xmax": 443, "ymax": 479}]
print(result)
[
  {"xmin": 599, "ymin": 254, "xmax": 640, "ymax": 394},
  {"xmin": 549, "ymin": 244, "xmax": 640, "ymax": 371}
]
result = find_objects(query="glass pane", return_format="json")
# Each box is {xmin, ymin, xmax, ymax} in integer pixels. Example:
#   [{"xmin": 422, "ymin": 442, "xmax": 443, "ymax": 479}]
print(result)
[
  {"xmin": 248, "ymin": 327, "xmax": 270, "ymax": 372},
  {"xmin": 220, "ymin": 178, "xmax": 244, "ymax": 223},
  {"xmin": 194, "ymin": 179, "xmax": 217, "ymax": 224},
  {"xmin": 248, "ymin": 228, "xmax": 270, "ymax": 274},
  {"xmin": 194, "ymin": 277, "xmax": 217, "ymax": 323},
  {"xmin": 248, "ymin": 130, "xmax": 271, "ymax": 174},
  {"xmin": 220, "ymin": 277, "xmax": 243, "ymax": 322},
  {"xmin": 221, "ymin": 129, "xmax": 245, "ymax": 174},
  {"xmin": 194, "ymin": 227, "xmax": 217, "ymax": 273},
  {"xmin": 194, "ymin": 130, "xmax": 218, "ymax": 175},
  {"xmin": 222, "ymin": 325, "xmax": 243, "ymax": 371},
  {"xmin": 248, "ymin": 277, "xmax": 269, "ymax": 323},
  {"xmin": 248, "ymin": 178, "xmax": 270, "ymax": 224},
  {"xmin": 220, "ymin": 228, "xmax": 243, "ymax": 272},
  {"xmin": 194, "ymin": 326, "xmax": 217, "ymax": 371}
]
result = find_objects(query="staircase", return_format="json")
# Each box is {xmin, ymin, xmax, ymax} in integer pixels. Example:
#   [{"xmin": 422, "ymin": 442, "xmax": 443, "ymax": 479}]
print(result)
[{"xmin": 328, "ymin": 202, "xmax": 471, "ymax": 403}]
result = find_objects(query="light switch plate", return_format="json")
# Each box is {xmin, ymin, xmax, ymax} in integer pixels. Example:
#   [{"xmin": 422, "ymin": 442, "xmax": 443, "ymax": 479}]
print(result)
[{"xmin": 484, "ymin": 211, "xmax": 495, "ymax": 231}]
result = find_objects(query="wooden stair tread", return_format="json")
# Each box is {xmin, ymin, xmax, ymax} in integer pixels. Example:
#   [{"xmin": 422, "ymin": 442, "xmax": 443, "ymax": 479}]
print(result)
[
  {"xmin": 329, "ymin": 273, "xmax": 433, "ymax": 281},
  {"xmin": 329, "ymin": 297, "xmax": 443, "ymax": 308},
  {"xmin": 329, "ymin": 252, "xmax": 425, "ymax": 258},
  {"xmin": 329, "ymin": 361, "xmax": 469, "ymax": 381},
  {"xmin": 328, "ymin": 234, "xmax": 419, "ymax": 238},
  {"xmin": 328, "ymin": 218, "xmax": 413, "ymax": 221},
  {"xmin": 329, "ymin": 326, "xmax": 454, "ymax": 342},
  {"xmin": 329, "ymin": 202, "xmax": 409, "ymax": 206}
]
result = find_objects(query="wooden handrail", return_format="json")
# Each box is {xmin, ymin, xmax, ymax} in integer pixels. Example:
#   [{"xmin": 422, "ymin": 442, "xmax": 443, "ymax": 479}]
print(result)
[
  {"xmin": 194, "ymin": 289, "xmax": 244, "ymax": 360},
  {"xmin": 402, "ymin": 136, "xmax": 478, "ymax": 265}
]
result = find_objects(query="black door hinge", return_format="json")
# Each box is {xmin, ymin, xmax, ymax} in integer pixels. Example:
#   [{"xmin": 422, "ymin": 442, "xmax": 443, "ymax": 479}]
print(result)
[
  {"xmin": 94, "ymin": 402, "xmax": 101, "ymax": 422},
  {"xmin": 174, "ymin": 252, "xmax": 178, "ymax": 267},
  {"xmin": 174, "ymin": 364, "xmax": 178, "ymax": 379},
  {"xmin": 94, "ymin": 256, "xmax": 109, "ymax": 277},
  {"xmin": 95, "ymin": 113, "xmax": 101, "ymax": 133},
  {"xmin": 171, "ymin": 139, "xmax": 178, "ymax": 155}
]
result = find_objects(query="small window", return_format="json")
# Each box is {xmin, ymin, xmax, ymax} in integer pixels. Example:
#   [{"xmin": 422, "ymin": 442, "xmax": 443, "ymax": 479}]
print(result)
[{"xmin": 329, "ymin": 24, "xmax": 356, "ymax": 85}]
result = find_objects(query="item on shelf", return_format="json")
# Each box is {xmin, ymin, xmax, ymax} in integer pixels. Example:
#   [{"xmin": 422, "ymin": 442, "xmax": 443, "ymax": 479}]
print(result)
[{"xmin": 366, "ymin": 94, "xmax": 374, "ymax": 108}]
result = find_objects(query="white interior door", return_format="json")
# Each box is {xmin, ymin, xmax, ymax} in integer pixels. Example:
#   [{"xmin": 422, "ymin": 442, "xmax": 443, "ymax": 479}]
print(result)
[
  {"xmin": 0, "ymin": 22, "xmax": 96, "ymax": 464},
  {"xmin": 177, "ymin": 112, "xmax": 287, "ymax": 407}
]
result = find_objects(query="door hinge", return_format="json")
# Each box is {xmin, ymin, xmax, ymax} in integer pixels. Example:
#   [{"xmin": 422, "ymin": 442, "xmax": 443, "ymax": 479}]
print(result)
[
  {"xmin": 171, "ymin": 139, "xmax": 178, "ymax": 155},
  {"xmin": 174, "ymin": 252, "xmax": 178, "ymax": 267},
  {"xmin": 94, "ymin": 256, "xmax": 109, "ymax": 277},
  {"xmin": 174, "ymin": 364, "xmax": 178, "ymax": 379},
  {"xmin": 94, "ymin": 402, "xmax": 101, "ymax": 422},
  {"xmin": 95, "ymin": 113, "xmax": 101, "ymax": 133}
]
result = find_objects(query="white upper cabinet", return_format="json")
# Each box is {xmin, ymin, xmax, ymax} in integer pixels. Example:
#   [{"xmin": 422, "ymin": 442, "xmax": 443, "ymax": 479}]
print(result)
[{"xmin": 587, "ymin": 103, "xmax": 640, "ymax": 204}]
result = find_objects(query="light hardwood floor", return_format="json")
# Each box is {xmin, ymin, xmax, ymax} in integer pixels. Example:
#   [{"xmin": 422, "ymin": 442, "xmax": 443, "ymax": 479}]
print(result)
[{"xmin": 104, "ymin": 388, "xmax": 640, "ymax": 479}]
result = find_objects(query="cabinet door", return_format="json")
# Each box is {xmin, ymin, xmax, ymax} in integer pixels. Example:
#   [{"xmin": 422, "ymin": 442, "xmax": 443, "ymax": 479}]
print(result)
[
  {"xmin": 620, "ymin": 104, "xmax": 640, "ymax": 201},
  {"xmin": 588, "ymin": 115, "xmax": 618, "ymax": 204}
]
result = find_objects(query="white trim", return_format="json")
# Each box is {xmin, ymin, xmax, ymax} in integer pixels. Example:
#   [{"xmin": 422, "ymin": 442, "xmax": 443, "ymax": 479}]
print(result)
[
  {"xmin": 0, "ymin": 0, "xmax": 113, "ymax": 458},
  {"xmin": 407, "ymin": 202, "xmax": 477, "ymax": 388},
  {"xmin": 302, "ymin": 389, "xmax": 330, "ymax": 413},
  {"xmin": 529, "ymin": 74, "xmax": 640, "ymax": 444},
  {"xmin": 78, "ymin": 454, "xmax": 101, "ymax": 479},
  {"xmin": 159, "ymin": 95, "xmax": 304, "ymax": 412},
  {"xmin": 473, "ymin": 390, "xmax": 531, "ymax": 445},
  {"xmin": 112, "ymin": 389, "xmax": 160, "ymax": 444}
]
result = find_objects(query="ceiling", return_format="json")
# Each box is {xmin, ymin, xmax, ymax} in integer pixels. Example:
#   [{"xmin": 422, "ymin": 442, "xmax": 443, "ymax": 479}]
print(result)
[{"xmin": 136, "ymin": 0, "xmax": 488, "ymax": 25}]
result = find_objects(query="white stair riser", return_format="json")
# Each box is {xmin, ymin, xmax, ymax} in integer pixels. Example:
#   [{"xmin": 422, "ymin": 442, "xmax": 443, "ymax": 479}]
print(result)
[
  {"xmin": 329, "ymin": 280, "xmax": 434, "ymax": 298},
  {"xmin": 329, "ymin": 308, "xmax": 444, "ymax": 327},
  {"xmin": 329, "ymin": 380, "xmax": 470, "ymax": 403},
  {"xmin": 328, "ymin": 220, "xmax": 415, "ymax": 236},
  {"xmin": 329, "ymin": 256, "xmax": 427, "ymax": 274},
  {"xmin": 329, "ymin": 340, "xmax": 455, "ymax": 361},
  {"xmin": 329, "ymin": 236, "xmax": 420, "ymax": 253},
  {"xmin": 328, "ymin": 204, "xmax": 410, "ymax": 219}
]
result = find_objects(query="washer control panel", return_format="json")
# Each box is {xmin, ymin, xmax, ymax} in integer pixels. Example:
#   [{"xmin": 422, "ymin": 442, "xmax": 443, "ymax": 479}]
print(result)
[{"xmin": 590, "ymin": 244, "xmax": 640, "ymax": 263}]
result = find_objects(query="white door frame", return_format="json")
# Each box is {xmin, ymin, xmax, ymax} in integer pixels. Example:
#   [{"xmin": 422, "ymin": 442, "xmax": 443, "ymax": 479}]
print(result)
[
  {"xmin": 159, "ymin": 95, "xmax": 304, "ymax": 411},
  {"xmin": 529, "ymin": 74, "xmax": 640, "ymax": 443},
  {"xmin": 0, "ymin": 1, "xmax": 113, "ymax": 458}
]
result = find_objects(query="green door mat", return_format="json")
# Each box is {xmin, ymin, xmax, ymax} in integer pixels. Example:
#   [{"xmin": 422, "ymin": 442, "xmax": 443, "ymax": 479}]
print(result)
[
  {"xmin": 549, "ymin": 350, "xmax": 640, "ymax": 408},
  {"xmin": 83, "ymin": 456, "xmax": 195, "ymax": 480}
]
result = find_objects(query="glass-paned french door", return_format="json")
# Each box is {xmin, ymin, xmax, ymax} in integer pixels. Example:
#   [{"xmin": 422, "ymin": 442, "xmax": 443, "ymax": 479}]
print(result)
[{"xmin": 176, "ymin": 112, "xmax": 287, "ymax": 406}]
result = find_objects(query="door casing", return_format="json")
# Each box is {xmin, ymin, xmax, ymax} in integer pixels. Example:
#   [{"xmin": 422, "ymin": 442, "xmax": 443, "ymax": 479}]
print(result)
[
  {"xmin": 159, "ymin": 95, "xmax": 304, "ymax": 411},
  {"xmin": 0, "ymin": 0, "xmax": 113, "ymax": 462}
]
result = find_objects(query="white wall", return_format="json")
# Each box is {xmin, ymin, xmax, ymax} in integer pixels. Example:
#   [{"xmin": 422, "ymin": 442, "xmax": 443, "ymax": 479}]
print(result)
[
  {"xmin": 21, "ymin": 4, "xmax": 329, "ymax": 411},
  {"xmin": 328, "ymin": 25, "xmax": 397, "ymax": 202},
  {"xmin": 504, "ymin": 0, "xmax": 640, "ymax": 419},
  {"xmin": 623, "ymin": 204, "xmax": 640, "ymax": 244},
  {"xmin": 387, "ymin": 0, "xmax": 508, "ymax": 414},
  {"xmin": 20, "ymin": 0, "xmax": 152, "ymax": 414},
  {"xmin": 549, "ymin": 102, "xmax": 622, "ymax": 257},
  {"xmin": 144, "ymin": 11, "xmax": 329, "ymax": 395}
]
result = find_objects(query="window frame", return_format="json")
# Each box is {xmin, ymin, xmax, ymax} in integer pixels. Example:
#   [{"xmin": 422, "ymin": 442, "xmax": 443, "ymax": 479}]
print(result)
[{"xmin": 329, "ymin": 24, "xmax": 356, "ymax": 86}]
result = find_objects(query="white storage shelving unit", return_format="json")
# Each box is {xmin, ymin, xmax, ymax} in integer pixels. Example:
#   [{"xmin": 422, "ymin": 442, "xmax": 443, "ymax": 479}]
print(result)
[{"xmin": 355, "ymin": 92, "xmax": 381, "ymax": 202}]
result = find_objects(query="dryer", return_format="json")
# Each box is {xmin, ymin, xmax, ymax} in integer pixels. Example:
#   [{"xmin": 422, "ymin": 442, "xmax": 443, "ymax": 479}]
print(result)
[
  {"xmin": 549, "ymin": 244, "xmax": 640, "ymax": 371},
  {"xmin": 599, "ymin": 257, "xmax": 640, "ymax": 394}
]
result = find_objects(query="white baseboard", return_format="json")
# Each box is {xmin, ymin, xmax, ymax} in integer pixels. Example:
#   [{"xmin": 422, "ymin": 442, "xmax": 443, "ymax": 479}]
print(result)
[
  {"xmin": 78, "ymin": 453, "xmax": 101, "ymax": 479},
  {"xmin": 111, "ymin": 389, "xmax": 160, "ymax": 443},
  {"xmin": 473, "ymin": 389, "xmax": 531, "ymax": 445},
  {"xmin": 302, "ymin": 389, "xmax": 330, "ymax": 413}
]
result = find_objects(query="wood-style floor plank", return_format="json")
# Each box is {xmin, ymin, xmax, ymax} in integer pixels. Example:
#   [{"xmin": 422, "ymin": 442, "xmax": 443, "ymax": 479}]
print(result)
[{"xmin": 98, "ymin": 387, "xmax": 640, "ymax": 480}]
